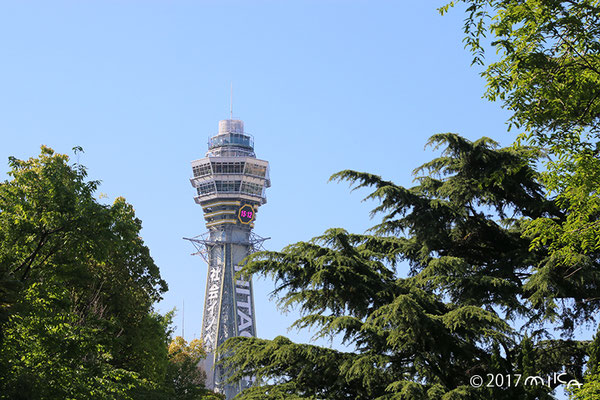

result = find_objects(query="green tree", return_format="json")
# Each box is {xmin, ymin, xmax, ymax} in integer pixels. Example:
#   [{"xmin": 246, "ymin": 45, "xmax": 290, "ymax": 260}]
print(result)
[
  {"xmin": 438, "ymin": 0, "xmax": 600, "ymax": 292},
  {"xmin": 221, "ymin": 134, "xmax": 589, "ymax": 399},
  {"xmin": 439, "ymin": 0, "xmax": 600, "ymax": 141},
  {"xmin": 0, "ymin": 146, "xmax": 210, "ymax": 399},
  {"xmin": 439, "ymin": 2, "xmax": 600, "ymax": 396}
]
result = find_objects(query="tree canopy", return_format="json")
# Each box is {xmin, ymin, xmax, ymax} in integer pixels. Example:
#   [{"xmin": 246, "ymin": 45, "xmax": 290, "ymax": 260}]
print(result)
[
  {"xmin": 0, "ymin": 147, "xmax": 218, "ymax": 400},
  {"xmin": 440, "ymin": 3, "xmax": 600, "ymax": 396},
  {"xmin": 440, "ymin": 0, "xmax": 600, "ymax": 281},
  {"xmin": 221, "ymin": 134, "xmax": 593, "ymax": 399}
]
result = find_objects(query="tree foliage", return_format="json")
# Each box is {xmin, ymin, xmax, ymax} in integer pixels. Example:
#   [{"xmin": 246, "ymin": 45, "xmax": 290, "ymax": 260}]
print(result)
[
  {"xmin": 221, "ymin": 134, "xmax": 592, "ymax": 399},
  {"xmin": 439, "ymin": 0, "xmax": 600, "ymax": 139},
  {"xmin": 0, "ymin": 147, "xmax": 218, "ymax": 400},
  {"xmin": 439, "ymin": 0, "xmax": 600, "ymax": 287},
  {"xmin": 167, "ymin": 336, "xmax": 225, "ymax": 400},
  {"xmin": 437, "ymin": 3, "xmax": 600, "ymax": 396}
]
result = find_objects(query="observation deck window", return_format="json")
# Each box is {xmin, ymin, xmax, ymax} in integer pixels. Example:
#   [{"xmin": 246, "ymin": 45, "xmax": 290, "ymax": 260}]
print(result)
[
  {"xmin": 215, "ymin": 180, "xmax": 241, "ymax": 193},
  {"xmin": 244, "ymin": 163, "xmax": 267, "ymax": 178},
  {"xmin": 241, "ymin": 181, "xmax": 263, "ymax": 196},
  {"xmin": 211, "ymin": 161, "xmax": 245, "ymax": 174},
  {"xmin": 193, "ymin": 163, "xmax": 212, "ymax": 178},
  {"xmin": 196, "ymin": 181, "xmax": 216, "ymax": 196},
  {"xmin": 208, "ymin": 133, "xmax": 254, "ymax": 149}
]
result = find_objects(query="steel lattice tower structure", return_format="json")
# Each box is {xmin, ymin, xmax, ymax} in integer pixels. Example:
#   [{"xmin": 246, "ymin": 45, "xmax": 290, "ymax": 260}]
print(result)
[{"xmin": 184, "ymin": 118, "xmax": 270, "ymax": 399}]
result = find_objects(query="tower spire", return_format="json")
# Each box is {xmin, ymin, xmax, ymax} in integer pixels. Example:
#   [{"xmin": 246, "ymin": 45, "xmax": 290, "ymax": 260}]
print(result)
[{"xmin": 230, "ymin": 83, "xmax": 233, "ymax": 120}]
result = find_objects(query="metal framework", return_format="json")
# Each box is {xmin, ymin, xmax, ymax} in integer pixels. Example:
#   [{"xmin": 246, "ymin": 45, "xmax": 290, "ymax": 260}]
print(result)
[{"xmin": 183, "ymin": 232, "xmax": 270, "ymax": 264}]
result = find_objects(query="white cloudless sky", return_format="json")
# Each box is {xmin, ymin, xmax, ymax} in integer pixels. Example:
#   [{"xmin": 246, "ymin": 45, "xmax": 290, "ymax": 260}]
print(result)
[{"xmin": 6, "ymin": 0, "xmax": 572, "ymax": 392}]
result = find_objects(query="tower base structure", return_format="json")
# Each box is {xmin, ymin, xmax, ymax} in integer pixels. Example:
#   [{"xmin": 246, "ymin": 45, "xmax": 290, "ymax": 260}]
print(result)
[{"xmin": 184, "ymin": 230, "xmax": 268, "ymax": 397}]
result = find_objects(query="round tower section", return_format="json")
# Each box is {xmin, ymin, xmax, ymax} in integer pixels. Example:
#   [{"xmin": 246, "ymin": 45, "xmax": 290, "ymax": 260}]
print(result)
[{"xmin": 190, "ymin": 119, "xmax": 270, "ymax": 231}]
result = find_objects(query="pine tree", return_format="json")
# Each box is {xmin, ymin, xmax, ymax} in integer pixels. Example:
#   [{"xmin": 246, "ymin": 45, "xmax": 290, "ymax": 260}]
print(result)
[{"xmin": 220, "ymin": 134, "xmax": 593, "ymax": 399}]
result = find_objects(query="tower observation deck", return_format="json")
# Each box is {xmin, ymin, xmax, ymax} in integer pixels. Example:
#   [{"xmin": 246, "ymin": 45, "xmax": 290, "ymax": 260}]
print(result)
[{"xmin": 184, "ymin": 119, "xmax": 270, "ymax": 399}]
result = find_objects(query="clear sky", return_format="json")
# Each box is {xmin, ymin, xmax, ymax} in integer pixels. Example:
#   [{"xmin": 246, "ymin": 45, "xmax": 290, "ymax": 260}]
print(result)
[{"xmin": 0, "ymin": 0, "xmax": 524, "ymax": 364}]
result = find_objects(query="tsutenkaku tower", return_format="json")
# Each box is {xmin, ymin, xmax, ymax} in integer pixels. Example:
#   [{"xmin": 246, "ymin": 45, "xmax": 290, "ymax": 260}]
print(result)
[{"xmin": 184, "ymin": 118, "xmax": 270, "ymax": 399}]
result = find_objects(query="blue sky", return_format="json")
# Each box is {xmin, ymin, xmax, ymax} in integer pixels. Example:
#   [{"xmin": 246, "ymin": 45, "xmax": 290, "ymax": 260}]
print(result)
[{"xmin": 0, "ymin": 0, "xmax": 540, "ymax": 374}]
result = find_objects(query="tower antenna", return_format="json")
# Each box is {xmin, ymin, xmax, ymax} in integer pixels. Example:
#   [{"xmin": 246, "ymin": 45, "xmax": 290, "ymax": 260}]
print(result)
[
  {"xmin": 230, "ymin": 83, "xmax": 233, "ymax": 120},
  {"xmin": 182, "ymin": 299, "xmax": 185, "ymax": 339}
]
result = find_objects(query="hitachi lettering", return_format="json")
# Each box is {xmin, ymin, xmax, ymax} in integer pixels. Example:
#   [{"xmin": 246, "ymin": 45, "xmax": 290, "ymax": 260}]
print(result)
[{"xmin": 235, "ymin": 265, "xmax": 254, "ymax": 337}]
